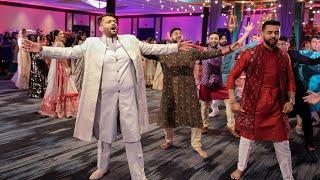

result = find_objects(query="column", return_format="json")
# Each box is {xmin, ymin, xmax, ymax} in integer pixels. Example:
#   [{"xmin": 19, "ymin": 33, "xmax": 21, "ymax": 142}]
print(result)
[
  {"xmin": 201, "ymin": 6, "xmax": 209, "ymax": 46},
  {"xmin": 106, "ymin": 0, "xmax": 115, "ymax": 15}
]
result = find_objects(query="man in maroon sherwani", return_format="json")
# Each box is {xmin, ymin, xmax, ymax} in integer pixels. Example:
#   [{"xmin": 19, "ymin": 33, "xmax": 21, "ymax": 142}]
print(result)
[{"xmin": 227, "ymin": 20, "xmax": 296, "ymax": 180}]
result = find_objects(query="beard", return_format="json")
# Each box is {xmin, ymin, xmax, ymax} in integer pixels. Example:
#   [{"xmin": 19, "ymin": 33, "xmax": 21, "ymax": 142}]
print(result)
[
  {"xmin": 220, "ymin": 41, "xmax": 227, "ymax": 46},
  {"xmin": 264, "ymin": 38, "xmax": 278, "ymax": 48},
  {"xmin": 103, "ymin": 27, "xmax": 117, "ymax": 37},
  {"xmin": 171, "ymin": 39, "xmax": 181, "ymax": 43}
]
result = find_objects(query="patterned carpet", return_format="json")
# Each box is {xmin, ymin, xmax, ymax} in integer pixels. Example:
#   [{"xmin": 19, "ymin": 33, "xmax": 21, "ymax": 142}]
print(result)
[{"xmin": 0, "ymin": 79, "xmax": 320, "ymax": 180}]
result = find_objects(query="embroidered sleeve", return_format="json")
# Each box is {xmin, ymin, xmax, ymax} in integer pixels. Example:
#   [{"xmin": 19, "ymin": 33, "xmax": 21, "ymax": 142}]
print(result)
[
  {"xmin": 286, "ymin": 57, "xmax": 296, "ymax": 92},
  {"xmin": 227, "ymin": 50, "xmax": 250, "ymax": 89},
  {"xmin": 192, "ymin": 49, "xmax": 223, "ymax": 61}
]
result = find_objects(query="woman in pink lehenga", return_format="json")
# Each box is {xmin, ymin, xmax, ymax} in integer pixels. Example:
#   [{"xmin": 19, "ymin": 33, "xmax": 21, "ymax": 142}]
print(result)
[{"xmin": 39, "ymin": 30, "xmax": 79, "ymax": 118}]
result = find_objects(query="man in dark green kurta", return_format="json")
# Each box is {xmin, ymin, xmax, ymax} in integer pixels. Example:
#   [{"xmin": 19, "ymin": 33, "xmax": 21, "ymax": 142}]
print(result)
[{"xmin": 147, "ymin": 28, "xmax": 238, "ymax": 158}]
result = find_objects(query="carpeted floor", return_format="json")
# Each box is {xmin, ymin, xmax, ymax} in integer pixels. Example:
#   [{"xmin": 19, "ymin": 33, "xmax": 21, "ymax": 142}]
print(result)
[{"xmin": 0, "ymin": 79, "xmax": 320, "ymax": 180}]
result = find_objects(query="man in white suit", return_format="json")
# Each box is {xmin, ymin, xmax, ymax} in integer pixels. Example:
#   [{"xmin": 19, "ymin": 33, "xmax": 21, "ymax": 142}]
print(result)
[{"xmin": 23, "ymin": 13, "xmax": 193, "ymax": 180}]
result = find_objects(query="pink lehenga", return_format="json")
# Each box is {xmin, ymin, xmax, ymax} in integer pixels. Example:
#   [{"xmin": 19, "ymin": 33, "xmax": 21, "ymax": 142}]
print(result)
[{"xmin": 39, "ymin": 42, "xmax": 79, "ymax": 118}]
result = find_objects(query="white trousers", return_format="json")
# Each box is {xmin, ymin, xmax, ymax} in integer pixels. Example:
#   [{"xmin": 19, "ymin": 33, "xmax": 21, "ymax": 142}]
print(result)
[
  {"xmin": 211, "ymin": 100, "xmax": 220, "ymax": 113},
  {"xmin": 238, "ymin": 137, "xmax": 294, "ymax": 180},
  {"xmin": 97, "ymin": 140, "xmax": 146, "ymax": 180}
]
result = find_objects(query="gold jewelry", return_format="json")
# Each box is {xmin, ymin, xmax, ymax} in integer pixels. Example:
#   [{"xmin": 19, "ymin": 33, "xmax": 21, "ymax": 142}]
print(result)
[{"xmin": 289, "ymin": 99, "xmax": 295, "ymax": 105}]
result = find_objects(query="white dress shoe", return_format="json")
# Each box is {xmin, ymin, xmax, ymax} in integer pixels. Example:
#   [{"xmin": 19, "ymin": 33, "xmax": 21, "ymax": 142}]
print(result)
[{"xmin": 89, "ymin": 169, "xmax": 109, "ymax": 180}]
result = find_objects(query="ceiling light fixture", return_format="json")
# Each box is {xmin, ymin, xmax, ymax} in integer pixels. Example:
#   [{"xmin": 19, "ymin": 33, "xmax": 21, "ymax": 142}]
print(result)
[{"xmin": 83, "ymin": 0, "xmax": 107, "ymax": 9}]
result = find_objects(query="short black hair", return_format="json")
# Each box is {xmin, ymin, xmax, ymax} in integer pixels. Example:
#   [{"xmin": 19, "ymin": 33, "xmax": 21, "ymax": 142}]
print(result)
[
  {"xmin": 219, "ymin": 33, "xmax": 228, "ymax": 39},
  {"xmin": 262, "ymin": 20, "xmax": 281, "ymax": 31},
  {"xmin": 170, "ymin": 28, "xmax": 182, "ymax": 37},
  {"xmin": 208, "ymin": 32, "xmax": 219, "ymax": 38},
  {"xmin": 311, "ymin": 35, "xmax": 320, "ymax": 39},
  {"xmin": 279, "ymin": 36, "xmax": 288, "ymax": 42},
  {"xmin": 98, "ymin": 13, "xmax": 116, "ymax": 25}
]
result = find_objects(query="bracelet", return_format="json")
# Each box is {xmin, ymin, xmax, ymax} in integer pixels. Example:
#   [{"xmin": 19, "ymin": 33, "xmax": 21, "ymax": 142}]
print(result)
[{"xmin": 289, "ymin": 99, "xmax": 295, "ymax": 105}]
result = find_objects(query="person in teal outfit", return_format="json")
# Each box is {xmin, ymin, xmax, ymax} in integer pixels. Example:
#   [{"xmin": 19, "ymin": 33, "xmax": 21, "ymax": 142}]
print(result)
[{"xmin": 298, "ymin": 37, "xmax": 320, "ymax": 112}]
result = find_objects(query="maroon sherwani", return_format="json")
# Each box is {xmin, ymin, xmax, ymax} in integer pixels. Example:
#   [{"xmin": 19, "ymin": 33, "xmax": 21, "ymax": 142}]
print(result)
[{"xmin": 227, "ymin": 44, "xmax": 296, "ymax": 141}]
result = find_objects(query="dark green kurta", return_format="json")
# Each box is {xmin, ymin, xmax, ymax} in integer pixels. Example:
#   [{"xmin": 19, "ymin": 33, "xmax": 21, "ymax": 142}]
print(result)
[{"xmin": 150, "ymin": 49, "xmax": 223, "ymax": 128}]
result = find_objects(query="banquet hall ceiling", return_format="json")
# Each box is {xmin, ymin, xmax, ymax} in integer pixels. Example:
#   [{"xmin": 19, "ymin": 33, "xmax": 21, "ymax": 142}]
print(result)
[
  {"xmin": 0, "ymin": 0, "xmax": 319, "ymax": 15},
  {"xmin": 0, "ymin": 0, "xmax": 205, "ymax": 15}
]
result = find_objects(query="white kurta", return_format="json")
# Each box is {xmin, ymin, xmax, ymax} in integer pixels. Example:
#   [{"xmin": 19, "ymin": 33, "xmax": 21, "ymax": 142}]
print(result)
[
  {"xmin": 93, "ymin": 37, "xmax": 140, "ymax": 143},
  {"xmin": 40, "ymin": 35, "xmax": 178, "ymax": 142}
]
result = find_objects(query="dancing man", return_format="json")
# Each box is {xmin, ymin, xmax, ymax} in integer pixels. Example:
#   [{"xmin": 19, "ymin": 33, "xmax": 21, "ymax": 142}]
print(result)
[
  {"xmin": 227, "ymin": 20, "xmax": 296, "ymax": 180},
  {"xmin": 22, "ymin": 13, "xmax": 193, "ymax": 180}
]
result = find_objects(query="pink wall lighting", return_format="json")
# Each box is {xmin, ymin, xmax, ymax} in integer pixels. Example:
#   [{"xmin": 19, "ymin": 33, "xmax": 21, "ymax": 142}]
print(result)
[
  {"xmin": 118, "ymin": 18, "xmax": 132, "ymax": 34},
  {"xmin": 0, "ymin": 5, "xmax": 65, "ymax": 34},
  {"xmin": 138, "ymin": 17, "xmax": 154, "ymax": 28},
  {"xmin": 74, "ymin": 13, "xmax": 89, "ymax": 26},
  {"xmin": 162, "ymin": 16, "xmax": 203, "ymax": 42}
]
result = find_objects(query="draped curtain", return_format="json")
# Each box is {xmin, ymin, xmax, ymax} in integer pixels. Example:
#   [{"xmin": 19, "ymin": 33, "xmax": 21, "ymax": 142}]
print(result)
[
  {"xmin": 278, "ymin": 0, "xmax": 295, "ymax": 39},
  {"xmin": 294, "ymin": 2, "xmax": 304, "ymax": 49},
  {"xmin": 208, "ymin": 0, "xmax": 222, "ymax": 33}
]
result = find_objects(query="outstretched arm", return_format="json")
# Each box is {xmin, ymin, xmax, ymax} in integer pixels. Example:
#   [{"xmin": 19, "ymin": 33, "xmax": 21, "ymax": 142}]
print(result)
[
  {"xmin": 236, "ymin": 23, "xmax": 254, "ymax": 47},
  {"xmin": 23, "ymin": 39, "xmax": 88, "ymax": 60},
  {"xmin": 288, "ymin": 50, "xmax": 320, "ymax": 65},
  {"xmin": 139, "ymin": 38, "xmax": 193, "ymax": 55},
  {"xmin": 192, "ymin": 42, "xmax": 240, "ymax": 60},
  {"xmin": 232, "ymin": 23, "xmax": 255, "ymax": 55},
  {"xmin": 303, "ymin": 91, "xmax": 320, "ymax": 105}
]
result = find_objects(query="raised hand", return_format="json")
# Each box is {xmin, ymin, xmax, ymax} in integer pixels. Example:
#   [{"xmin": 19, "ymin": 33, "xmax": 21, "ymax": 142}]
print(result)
[
  {"xmin": 22, "ymin": 39, "xmax": 43, "ymax": 53},
  {"xmin": 178, "ymin": 40, "xmax": 194, "ymax": 51},
  {"xmin": 244, "ymin": 22, "xmax": 254, "ymax": 33},
  {"xmin": 229, "ymin": 42, "xmax": 241, "ymax": 51}
]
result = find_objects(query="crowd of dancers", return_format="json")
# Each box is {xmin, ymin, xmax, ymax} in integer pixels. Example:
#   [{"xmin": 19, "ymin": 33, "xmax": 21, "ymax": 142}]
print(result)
[{"xmin": 5, "ymin": 12, "xmax": 320, "ymax": 180}]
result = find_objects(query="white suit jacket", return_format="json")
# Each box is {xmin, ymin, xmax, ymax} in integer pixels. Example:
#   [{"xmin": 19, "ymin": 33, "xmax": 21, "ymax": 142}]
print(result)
[{"xmin": 41, "ymin": 34, "xmax": 178, "ymax": 142}]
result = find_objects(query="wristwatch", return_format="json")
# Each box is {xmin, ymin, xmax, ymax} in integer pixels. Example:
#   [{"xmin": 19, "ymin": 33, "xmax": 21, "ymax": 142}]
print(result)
[{"xmin": 289, "ymin": 99, "xmax": 295, "ymax": 105}]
